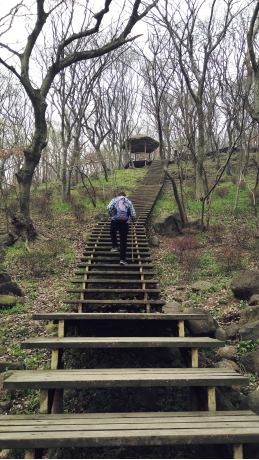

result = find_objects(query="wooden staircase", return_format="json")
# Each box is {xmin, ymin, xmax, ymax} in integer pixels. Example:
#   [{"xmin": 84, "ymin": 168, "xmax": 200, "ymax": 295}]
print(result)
[{"xmin": 1, "ymin": 159, "xmax": 259, "ymax": 459}]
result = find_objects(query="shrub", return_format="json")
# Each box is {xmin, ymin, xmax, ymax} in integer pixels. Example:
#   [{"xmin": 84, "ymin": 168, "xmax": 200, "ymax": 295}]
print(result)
[
  {"xmin": 231, "ymin": 223, "xmax": 253, "ymax": 249},
  {"xmin": 0, "ymin": 246, "xmax": 6, "ymax": 270},
  {"xmin": 250, "ymin": 239, "xmax": 259, "ymax": 259},
  {"xmin": 215, "ymin": 247, "xmax": 244, "ymax": 273},
  {"xmin": 6, "ymin": 200, "xmax": 18, "ymax": 216},
  {"xmin": 208, "ymin": 224, "xmax": 224, "ymax": 243},
  {"xmin": 37, "ymin": 195, "xmax": 52, "ymax": 217},
  {"xmin": 39, "ymin": 188, "xmax": 53, "ymax": 198},
  {"xmin": 71, "ymin": 203, "xmax": 86, "ymax": 221},
  {"xmin": 166, "ymin": 237, "xmax": 200, "ymax": 262},
  {"xmin": 166, "ymin": 237, "xmax": 201, "ymax": 275},
  {"xmin": 247, "ymin": 189, "xmax": 259, "ymax": 203},
  {"xmin": 187, "ymin": 189, "xmax": 195, "ymax": 200},
  {"xmin": 10, "ymin": 239, "xmax": 71, "ymax": 278},
  {"xmin": 230, "ymin": 176, "xmax": 238, "ymax": 185},
  {"xmin": 77, "ymin": 187, "xmax": 88, "ymax": 200},
  {"xmin": 240, "ymin": 180, "xmax": 246, "ymax": 190},
  {"xmin": 214, "ymin": 186, "xmax": 230, "ymax": 198},
  {"xmin": 64, "ymin": 194, "xmax": 76, "ymax": 204}
]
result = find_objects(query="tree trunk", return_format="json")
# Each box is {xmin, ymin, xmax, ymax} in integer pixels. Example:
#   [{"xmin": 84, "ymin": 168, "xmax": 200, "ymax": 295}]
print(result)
[
  {"xmin": 67, "ymin": 170, "xmax": 72, "ymax": 196},
  {"xmin": 16, "ymin": 100, "xmax": 47, "ymax": 219},
  {"xmin": 226, "ymin": 124, "xmax": 232, "ymax": 175},
  {"xmin": 164, "ymin": 167, "xmax": 188, "ymax": 227},
  {"xmin": 11, "ymin": 98, "xmax": 48, "ymax": 241},
  {"xmin": 195, "ymin": 104, "xmax": 205, "ymax": 201},
  {"xmin": 61, "ymin": 141, "xmax": 70, "ymax": 202},
  {"xmin": 0, "ymin": 158, "xmax": 6, "ymax": 194},
  {"xmin": 96, "ymin": 150, "xmax": 108, "ymax": 181}
]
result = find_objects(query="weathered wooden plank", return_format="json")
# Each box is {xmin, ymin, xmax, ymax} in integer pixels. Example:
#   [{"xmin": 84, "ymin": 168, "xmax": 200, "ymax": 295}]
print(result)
[
  {"xmin": 32, "ymin": 313, "xmax": 207, "ymax": 321},
  {"xmin": 3, "ymin": 369, "xmax": 249, "ymax": 390},
  {"xmin": 63, "ymin": 299, "xmax": 165, "ymax": 305},
  {"xmin": 21, "ymin": 337, "xmax": 225, "ymax": 350},
  {"xmin": 68, "ymin": 279, "xmax": 159, "ymax": 284},
  {"xmin": 66, "ymin": 289, "xmax": 161, "ymax": 293},
  {"xmin": 77, "ymin": 264, "xmax": 154, "ymax": 269},
  {"xmin": 80, "ymin": 257, "xmax": 152, "ymax": 262},
  {"xmin": 1, "ymin": 427, "xmax": 259, "ymax": 450},
  {"xmin": 72, "ymin": 272, "xmax": 154, "ymax": 276},
  {"xmin": 3, "ymin": 421, "xmax": 259, "ymax": 432},
  {"xmin": 83, "ymin": 249, "xmax": 150, "ymax": 254},
  {"xmin": 0, "ymin": 410, "xmax": 255, "ymax": 421}
]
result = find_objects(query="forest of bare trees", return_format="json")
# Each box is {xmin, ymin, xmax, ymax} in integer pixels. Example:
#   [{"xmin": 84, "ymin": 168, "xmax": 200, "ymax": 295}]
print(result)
[{"xmin": 1, "ymin": 0, "xmax": 259, "ymax": 241}]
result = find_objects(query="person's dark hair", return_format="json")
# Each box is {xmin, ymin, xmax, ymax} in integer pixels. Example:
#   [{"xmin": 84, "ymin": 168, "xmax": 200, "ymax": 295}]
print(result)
[{"xmin": 118, "ymin": 191, "xmax": 126, "ymax": 196}]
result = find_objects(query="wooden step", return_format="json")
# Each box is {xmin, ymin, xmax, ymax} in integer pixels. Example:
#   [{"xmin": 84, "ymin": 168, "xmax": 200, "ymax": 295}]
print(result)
[
  {"xmin": 79, "ymin": 258, "xmax": 152, "ymax": 262},
  {"xmin": 3, "ymin": 368, "xmax": 249, "ymax": 390},
  {"xmin": 1, "ymin": 411, "xmax": 256, "ymax": 452},
  {"xmin": 87, "ymin": 237, "xmax": 148, "ymax": 240},
  {"xmin": 63, "ymin": 299, "xmax": 165, "ymax": 305},
  {"xmin": 86, "ymin": 243, "xmax": 149, "ymax": 246},
  {"xmin": 66, "ymin": 288, "xmax": 160, "ymax": 293},
  {"xmin": 72, "ymin": 271, "xmax": 155, "ymax": 277},
  {"xmin": 82, "ymin": 250, "xmax": 150, "ymax": 255},
  {"xmin": 68, "ymin": 279, "xmax": 158, "ymax": 284},
  {"xmin": 21, "ymin": 337, "xmax": 225, "ymax": 350},
  {"xmin": 33, "ymin": 313, "xmax": 207, "ymax": 321},
  {"xmin": 77, "ymin": 264, "xmax": 154, "ymax": 269}
]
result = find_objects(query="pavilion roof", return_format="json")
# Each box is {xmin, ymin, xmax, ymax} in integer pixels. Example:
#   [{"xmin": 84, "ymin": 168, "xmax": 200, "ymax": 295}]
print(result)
[{"xmin": 121, "ymin": 135, "xmax": 159, "ymax": 154}]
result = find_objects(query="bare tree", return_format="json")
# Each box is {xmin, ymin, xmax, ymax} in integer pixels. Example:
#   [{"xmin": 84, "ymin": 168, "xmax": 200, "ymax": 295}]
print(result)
[
  {"xmin": 155, "ymin": 0, "xmax": 237, "ymax": 200},
  {"xmin": 0, "ymin": 0, "xmax": 158, "ymax": 242},
  {"xmin": 245, "ymin": 1, "xmax": 259, "ymax": 123},
  {"xmin": 140, "ymin": 27, "xmax": 175, "ymax": 161}
]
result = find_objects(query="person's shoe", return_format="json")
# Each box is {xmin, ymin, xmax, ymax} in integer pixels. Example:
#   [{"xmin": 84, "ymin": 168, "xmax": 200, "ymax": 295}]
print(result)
[
  {"xmin": 120, "ymin": 260, "xmax": 128, "ymax": 265},
  {"xmin": 111, "ymin": 247, "xmax": 119, "ymax": 252}
]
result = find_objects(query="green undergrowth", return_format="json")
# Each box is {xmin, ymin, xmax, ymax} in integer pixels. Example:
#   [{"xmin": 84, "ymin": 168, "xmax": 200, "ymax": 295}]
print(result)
[
  {"xmin": 153, "ymin": 179, "xmax": 255, "ymax": 222},
  {"xmin": 0, "ymin": 303, "xmax": 28, "ymax": 315},
  {"xmin": 5, "ymin": 239, "xmax": 74, "ymax": 279}
]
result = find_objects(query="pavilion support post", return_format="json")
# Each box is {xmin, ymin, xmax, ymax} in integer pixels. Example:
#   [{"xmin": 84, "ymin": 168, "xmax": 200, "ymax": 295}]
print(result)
[{"xmin": 129, "ymin": 141, "xmax": 135, "ymax": 168}]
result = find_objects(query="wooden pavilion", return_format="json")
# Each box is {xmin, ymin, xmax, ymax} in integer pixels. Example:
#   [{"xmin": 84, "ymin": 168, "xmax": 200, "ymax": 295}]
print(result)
[{"xmin": 121, "ymin": 135, "xmax": 159, "ymax": 168}]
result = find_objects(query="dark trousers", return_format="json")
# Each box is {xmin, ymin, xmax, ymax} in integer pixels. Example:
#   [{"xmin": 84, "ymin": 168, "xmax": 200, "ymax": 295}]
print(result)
[{"xmin": 110, "ymin": 220, "xmax": 129, "ymax": 260}]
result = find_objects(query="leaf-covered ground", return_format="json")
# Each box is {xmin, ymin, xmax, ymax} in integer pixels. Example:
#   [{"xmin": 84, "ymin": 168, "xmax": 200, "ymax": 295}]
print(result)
[{"xmin": 0, "ymin": 160, "xmax": 259, "ymax": 458}]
